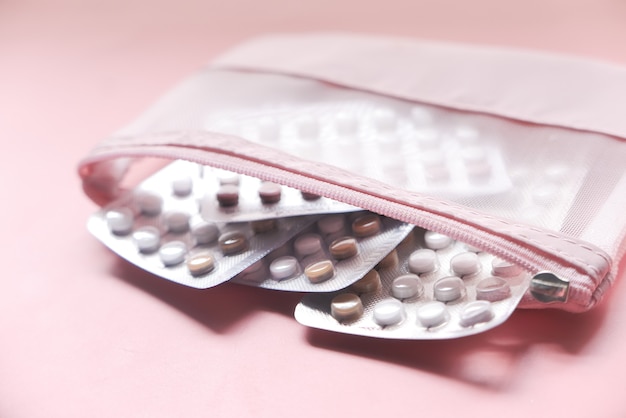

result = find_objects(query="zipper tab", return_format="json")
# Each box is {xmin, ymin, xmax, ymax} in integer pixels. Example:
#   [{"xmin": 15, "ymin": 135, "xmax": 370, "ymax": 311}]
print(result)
[{"xmin": 529, "ymin": 272, "xmax": 570, "ymax": 303}]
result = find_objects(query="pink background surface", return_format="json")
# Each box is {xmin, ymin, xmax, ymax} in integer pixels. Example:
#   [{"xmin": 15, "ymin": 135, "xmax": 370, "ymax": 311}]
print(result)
[{"xmin": 2, "ymin": 1, "xmax": 626, "ymax": 416}]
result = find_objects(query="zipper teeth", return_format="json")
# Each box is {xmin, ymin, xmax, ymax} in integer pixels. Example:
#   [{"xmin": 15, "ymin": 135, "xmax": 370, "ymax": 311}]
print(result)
[{"xmin": 87, "ymin": 146, "xmax": 557, "ymax": 276}]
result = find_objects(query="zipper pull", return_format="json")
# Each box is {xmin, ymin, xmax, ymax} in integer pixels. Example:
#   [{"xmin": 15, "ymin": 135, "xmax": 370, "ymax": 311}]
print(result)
[{"xmin": 529, "ymin": 272, "xmax": 570, "ymax": 303}]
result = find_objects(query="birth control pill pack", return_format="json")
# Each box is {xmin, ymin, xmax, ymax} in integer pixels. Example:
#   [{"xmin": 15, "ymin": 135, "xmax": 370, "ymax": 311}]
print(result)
[
  {"xmin": 232, "ymin": 213, "xmax": 414, "ymax": 292},
  {"xmin": 88, "ymin": 160, "xmax": 413, "ymax": 291},
  {"xmin": 295, "ymin": 227, "xmax": 532, "ymax": 339}
]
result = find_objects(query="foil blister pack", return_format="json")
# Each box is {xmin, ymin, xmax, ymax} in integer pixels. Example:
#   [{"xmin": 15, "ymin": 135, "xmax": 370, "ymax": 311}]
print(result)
[
  {"xmin": 294, "ymin": 228, "xmax": 531, "ymax": 339},
  {"xmin": 232, "ymin": 213, "xmax": 414, "ymax": 292}
]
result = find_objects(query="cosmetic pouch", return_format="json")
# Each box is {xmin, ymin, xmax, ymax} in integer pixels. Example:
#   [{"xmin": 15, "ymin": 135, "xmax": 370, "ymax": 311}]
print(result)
[{"xmin": 78, "ymin": 33, "xmax": 626, "ymax": 313}]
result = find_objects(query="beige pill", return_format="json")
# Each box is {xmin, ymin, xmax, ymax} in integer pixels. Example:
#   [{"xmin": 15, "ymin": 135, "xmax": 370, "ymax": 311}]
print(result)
[
  {"xmin": 251, "ymin": 219, "xmax": 276, "ymax": 233},
  {"xmin": 375, "ymin": 249, "xmax": 399, "ymax": 270},
  {"xmin": 329, "ymin": 236, "xmax": 359, "ymax": 260},
  {"xmin": 258, "ymin": 182, "xmax": 282, "ymax": 204},
  {"xmin": 305, "ymin": 260, "xmax": 335, "ymax": 283},
  {"xmin": 301, "ymin": 191, "xmax": 321, "ymax": 201},
  {"xmin": 218, "ymin": 231, "xmax": 249, "ymax": 255},
  {"xmin": 351, "ymin": 213, "xmax": 382, "ymax": 237},
  {"xmin": 187, "ymin": 253, "xmax": 215, "ymax": 276},
  {"xmin": 217, "ymin": 184, "xmax": 239, "ymax": 207},
  {"xmin": 349, "ymin": 269, "xmax": 381, "ymax": 294},
  {"xmin": 331, "ymin": 293, "xmax": 364, "ymax": 322}
]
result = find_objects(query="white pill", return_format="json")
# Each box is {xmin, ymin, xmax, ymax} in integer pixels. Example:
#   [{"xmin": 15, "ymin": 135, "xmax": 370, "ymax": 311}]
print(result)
[
  {"xmin": 433, "ymin": 276, "xmax": 465, "ymax": 302},
  {"xmin": 294, "ymin": 233, "xmax": 323, "ymax": 258},
  {"xmin": 163, "ymin": 211, "xmax": 190, "ymax": 233},
  {"xmin": 459, "ymin": 301, "xmax": 494, "ymax": 327},
  {"xmin": 335, "ymin": 112, "xmax": 359, "ymax": 135},
  {"xmin": 372, "ymin": 299, "xmax": 406, "ymax": 326},
  {"xmin": 391, "ymin": 274, "xmax": 424, "ymax": 299},
  {"xmin": 491, "ymin": 257, "xmax": 522, "ymax": 277},
  {"xmin": 172, "ymin": 176, "xmax": 193, "ymax": 197},
  {"xmin": 135, "ymin": 191, "xmax": 163, "ymax": 216},
  {"xmin": 191, "ymin": 222, "xmax": 219, "ymax": 245},
  {"xmin": 257, "ymin": 117, "xmax": 280, "ymax": 141},
  {"xmin": 296, "ymin": 116, "xmax": 319, "ymax": 138},
  {"xmin": 317, "ymin": 214, "xmax": 345, "ymax": 236},
  {"xmin": 450, "ymin": 252, "xmax": 481, "ymax": 276},
  {"xmin": 132, "ymin": 226, "xmax": 160, "ymax": 253},
  {"xmin": 408, "ymin": 249, "xmax": 438, "ymax": 274},
  {"xmin": 269, "ymin": 256, "xmax": 299, "ymax": 281},
  {"xmin": 410, "ymin": 107, "xmax": 433, "ymax": 125},
  {"xmin": 424, "ymin": 231, "xmax": 453, "ymax": 250},
  {"xmin": 105, "ymin": 208, "xmax": 134, "ymax": 235},
  {"xmin": 159, "ymin": 241, "xmax": 187, "ymax": 266},
  {"xmin": 372, "ymin": 108, "xmax": 397, "ymax": 131},
  {"xmin": 218, "ymin": 171, "xmax": 240, "ymax": 186},
  {"xmin": 476, "ymin": 277, "xmax": 511, "ymax": 302},
  {"xmin": 416, "ymin": 301, "xmax": 449, "ymax": 328}
]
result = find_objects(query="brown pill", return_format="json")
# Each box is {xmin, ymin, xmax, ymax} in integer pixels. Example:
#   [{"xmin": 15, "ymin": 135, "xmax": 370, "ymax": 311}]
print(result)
[
  {"xmin": 301, "ymin": 191, "xmax": 321, "ymax": 201},
  {"xmin": 329, "ymin": 236, "xmax": 359, "ymax": 260},
  {"xmin": 216, "ymin": 184, "xmax": 239, "ymax": 207},
  {"xmin": 305, "ymin": 260, "xmax": 335, "ymax": 283},
  {"xmin": 331, "ymin": 293, "xmax": 364, "ymax": 322},
  {"xmin": 351, "ymin": 213, "xmax": 382, "ymax": 237},
  {"xmin": 251, "ymin": 219, "xmax": 277, "ymax": 233},
  {"xmin": 218, "ymin": 231, "xmax": 249, "ymax": 255},
  {"xmin": 258, "ymin": 182, "xmax": 282, "ymax": 204},
  {"xmin": 375, "ymin": 249, "xmax": 399, "ymax": 270},
  {"xmin": 187, "ymin": 253, "xmax": 215, "ymax": 276},
  {"xmin": 349, "ymin": 269, "xmax": 381, "ymax": 294}
]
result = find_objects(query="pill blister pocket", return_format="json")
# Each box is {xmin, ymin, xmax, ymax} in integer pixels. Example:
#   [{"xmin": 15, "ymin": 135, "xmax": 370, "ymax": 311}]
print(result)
[
  {"xmin": 232, "ymin": 213, "xmax": 414, "ymax": 292},
  {"xmin": 294, "ymin": 228, "xmax": 531, "ymax": 339}
]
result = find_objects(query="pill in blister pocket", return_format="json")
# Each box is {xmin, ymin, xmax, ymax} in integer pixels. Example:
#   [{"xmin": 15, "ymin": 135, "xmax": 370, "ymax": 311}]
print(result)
[
  {"xmin": 304, "ymin": 260, "xmax": 335, "ymax": 283},
  {"xmin": 258, "ymin": 182, "xmax": 282, "ymax": 204},
  {"xmin": 349, "ymin": 269, "xmax": 381, "ymax": 294},
  {"xmin": 172, "ymin": 176, "xmax": 193, "ymax": 197},
  {"xmin": 372, "ymin": 108, "xmax": 397, "ymax": 131},
  {"xmin": 391, "ymin": 274, "xmax": 424, "ymax": 299},
  {"xmin": 450, "ymin": 252, "xmax": 481, "ymax": 276},
  {"xmin": 218, "ymin": 172, "xmax": 240, "ymax": 186},
  {"xmin": 105, "ymin": 208, "xmax": 134, "ymax": 235},
  {"xmin": 373, "ymin": 299, "xmax": 405, "ymax": 326},
  {"xmin": 476, "ymin": 277, "xmax": 511, "ymax": 301},
  {"xmin": 191, "ymin": 221, "xmax": 219, "ymax": 245},
  {"xmin": 296, "ymin": 116, "xmax": 319, "ymax": 138},
  {"xmin": 135, "ymin": 192, "xmax": 163, "ymax": 216},
  {"xmin": 217, "ymin": 184, "xmax": 239, "ymax": 206},
  {"xmin": 424, "ymin": 231, "xmax": 453, "ymax": 250},
  {"xmin": 334, "ymin": 112, "xmax": 358, "ymax": 135},
  {"xmin": 459, "ymin": 301, "xmax": 494, "ymax": 327},
  {"xmin": 300, "ymin": 191, "xmax": 321, "ymax": 201},
  {"xmin": 218, "ymin": 231, "xmax": 249, "ymax": 255},
  {"xmin": 317, "ymin": 214, "xmax": 345, "ymax": 236},
  {"xmin": 491, "ymin": 257, "xmax": 523, "ymax": 277},
  {"xmin": 164, "ymin": 211, "xmax": 190, "ymax": 233},
  {"xmin": 416, "ymin": 301, "xmax": 449, "ymax": 328},
  {"xmin": 159, "ymin": 241, "xmax": 187, "ymax": 266},
  {"xmin": 132, "ymin": 226, "xmax": 161, "ymax": 253},
  {"xmin": 433, "ymin": 276, "xmax": 465, "ymax": 302},
  {"xmin": 187, "ymin": 253, "xmax": 216, "ymax": 276},
  {"xmin": 408, "ymin": 249, "xmax": 438, "ymax": 274},
  {"xmin": 376, "ymin": 249, "xmax": 399, "ymax": 270},
  {"xmin": 251, "ymin": 219, "xmax": 277, "ymax": 234},
  {"xmin": 294, "ymin": 233, "xmax": 324, "ymax": 258},
  {"xmin": 330, "ymin": 293, "xmax": 364, "ymax": 322},
  {"xmin": 270, "ymin": 256, "xmax": 299, "ymax": 281},
  {"xmin": 352, "ymin": 213, "xmax": 382, "ymax": 237},
  {"xmin": 329, "ymin": 236, "xmax": 359, "ymax": 260}
]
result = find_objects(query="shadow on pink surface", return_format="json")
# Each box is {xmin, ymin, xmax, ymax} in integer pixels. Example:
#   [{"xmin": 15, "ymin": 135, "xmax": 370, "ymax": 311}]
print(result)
[{"xmin": 107, "ymin": 247, "xmax": 623, "ymax": 389}]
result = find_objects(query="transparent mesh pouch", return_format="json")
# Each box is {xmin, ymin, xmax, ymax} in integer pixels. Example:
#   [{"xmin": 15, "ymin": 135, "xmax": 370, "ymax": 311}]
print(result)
[{"xmin": 79, "ymin": 33, "xmax": 626, "ymax": 312}]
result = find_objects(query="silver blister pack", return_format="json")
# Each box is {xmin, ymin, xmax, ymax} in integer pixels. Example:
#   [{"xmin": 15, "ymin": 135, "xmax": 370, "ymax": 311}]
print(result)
[
  {"xmin": 295, "ymin": 227, "xmax": 531, "ymax": 339},
  {"xmin": 231, "ymin": 212, "xmax": 414, "ymax": 292}
]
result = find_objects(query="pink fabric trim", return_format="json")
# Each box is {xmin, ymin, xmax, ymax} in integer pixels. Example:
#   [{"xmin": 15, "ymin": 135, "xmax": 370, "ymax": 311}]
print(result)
[{"xmin": 213, "ymin": 32, "xmax": 626, "ymax": 141}]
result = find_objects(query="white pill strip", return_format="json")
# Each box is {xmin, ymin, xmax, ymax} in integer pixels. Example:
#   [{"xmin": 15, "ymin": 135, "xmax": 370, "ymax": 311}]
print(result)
[{"xmin": 295, "ymin": 227, "xmax": 531, "ymax": 339}]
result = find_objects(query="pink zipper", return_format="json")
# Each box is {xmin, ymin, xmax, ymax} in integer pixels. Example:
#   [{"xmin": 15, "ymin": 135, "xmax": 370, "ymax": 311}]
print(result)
[{"xmin": 79, "ymin": 131, "xmax": 612, "ymax": 312}]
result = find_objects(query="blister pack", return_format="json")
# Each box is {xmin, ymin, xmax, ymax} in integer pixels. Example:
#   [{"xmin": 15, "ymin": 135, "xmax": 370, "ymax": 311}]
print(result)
[
  {"xmin": 232, "ymin": 212, "xmax": 414, "ymax": 292},
  {"xmin": 295, "ymin": 227, "xmax": 531, "ymax": 339}
]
